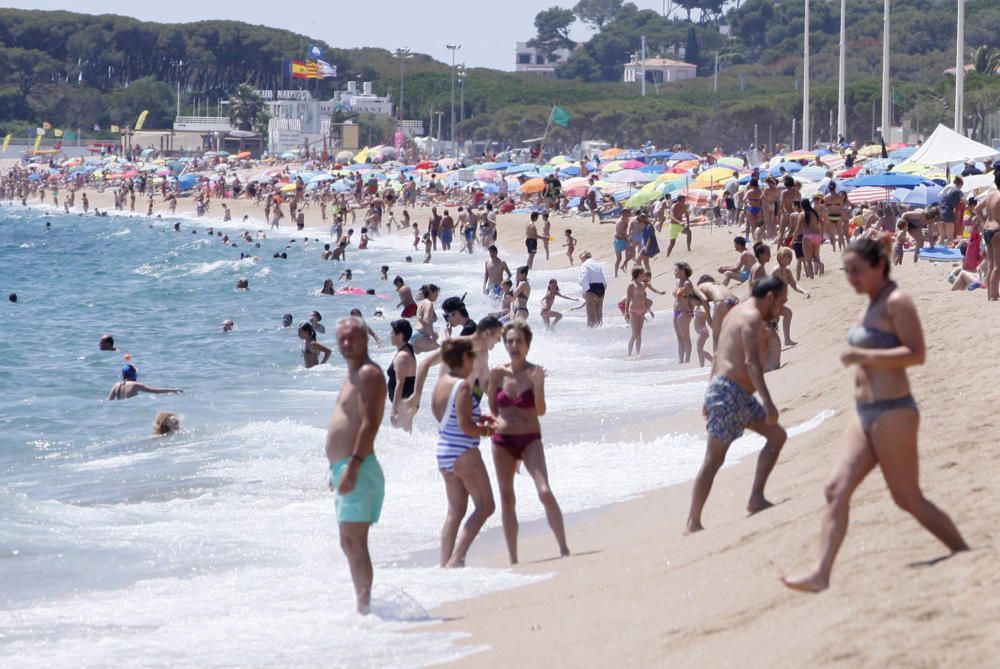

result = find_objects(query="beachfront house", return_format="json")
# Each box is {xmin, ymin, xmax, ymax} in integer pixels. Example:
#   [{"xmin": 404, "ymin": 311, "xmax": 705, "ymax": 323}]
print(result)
[{"xmin": 623, "ymin": 57, "xmax": 697, "ymax": 85}]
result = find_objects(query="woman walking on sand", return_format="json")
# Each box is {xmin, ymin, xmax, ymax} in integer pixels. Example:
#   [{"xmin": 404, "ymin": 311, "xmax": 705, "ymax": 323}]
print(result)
[
  {"xmin": 783, "ymin": 237, "xmax": 968, "ymax": 593},
  {"xmin": 624, "ymin": 267, "xmax": 651, "ymax": 357},
  {"xmin": 488, "ymin": 321, "xmax": 570, "ymax": 564}
]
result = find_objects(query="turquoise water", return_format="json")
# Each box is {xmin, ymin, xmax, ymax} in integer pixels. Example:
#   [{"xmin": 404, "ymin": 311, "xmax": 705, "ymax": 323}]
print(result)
[{"xmin": 0, "ymin": 205, "xmax": 825, "ymax": 667}]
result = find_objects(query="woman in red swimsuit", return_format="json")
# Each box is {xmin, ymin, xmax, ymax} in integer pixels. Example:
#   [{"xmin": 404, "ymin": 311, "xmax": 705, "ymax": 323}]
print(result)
[{"xmin": 487, "ymin": 321, "xmax": 570, "ymax": 565}]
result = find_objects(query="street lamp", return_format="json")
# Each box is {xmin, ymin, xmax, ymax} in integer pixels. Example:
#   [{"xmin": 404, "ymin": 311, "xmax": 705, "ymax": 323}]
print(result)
[
  {"xmin": 458, "ymin": 64, "xmax": 466, "ymax": 126},
  {"xmin": 393, "ymin": 47, "xmax": 413, "ymax": 121},
  {"xmin": 446, "ymin": 43, "xmax": 461, "ymax": 157}
]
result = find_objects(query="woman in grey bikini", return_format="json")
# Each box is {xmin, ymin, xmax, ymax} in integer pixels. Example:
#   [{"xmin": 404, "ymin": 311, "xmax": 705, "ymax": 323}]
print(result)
[{"xmin": 783, "ymin": 237, "xmax": 967, "ymax": 593}]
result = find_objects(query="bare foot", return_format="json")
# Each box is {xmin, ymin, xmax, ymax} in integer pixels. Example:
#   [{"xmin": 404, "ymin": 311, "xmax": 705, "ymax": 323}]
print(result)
[
  {"xmin": 445, "ymin": 557, "xmax": 466, "ymax": 568},
  {"xmin": 781, "ymin": 573, "xmax": 829, "ymax": 593},
  {"xmin": 560, "ymin": 547, "xmax": 571, "ymax": 557},
  {"xmin": 784, "ymin": 339, "xmax": 798, "ymax": 347},
  {"xmin": 747, "ymin": 497, "xmax": 775, "ymax": 514},
  {"xmin": 684, "ymin": 521, "xmax": 704, "ymax": 535}
]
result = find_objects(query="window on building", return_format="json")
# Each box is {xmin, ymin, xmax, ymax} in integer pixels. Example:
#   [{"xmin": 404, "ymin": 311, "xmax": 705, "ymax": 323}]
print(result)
[{"xmin": 517, "ymin": 54, "xmax": 531, "ymax": 64}]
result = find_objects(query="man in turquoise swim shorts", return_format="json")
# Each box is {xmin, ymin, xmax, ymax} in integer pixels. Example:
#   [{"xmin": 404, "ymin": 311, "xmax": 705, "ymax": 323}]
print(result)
[
  {"xmin": 686, "ymin": 276, "xmax": 788, "ymax": 534},
  {"xmin": 326, "ymin": 316, "xmax": 387, "ymax": 615}
]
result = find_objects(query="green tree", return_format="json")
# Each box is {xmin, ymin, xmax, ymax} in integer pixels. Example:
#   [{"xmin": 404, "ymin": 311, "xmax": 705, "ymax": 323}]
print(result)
[
  {"xmin": 0, "ymin": 47, "xmax": 59, "ymax": 117},
  {"xmin": 528, "ymin": 7, "xmax": 576, "ymax": 61},
  {"xmin": 228, "ymin": 83, "xmax": 264, "ymax": 131},
  {"xmin": 971, "ymin": 45, "xmax": 1000, "ymax": 75},
  {"xmin": 573, "ymin": 0, "xmax": 624, "ymax": 31},
  {"xmin": 685, "ymin": 27, "xmax": 701, "ymax": 68}
]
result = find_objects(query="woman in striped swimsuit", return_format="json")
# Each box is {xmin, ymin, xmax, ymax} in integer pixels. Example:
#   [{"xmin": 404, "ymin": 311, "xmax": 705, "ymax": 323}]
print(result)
[{"xmin": 432, "ymin": 339, "xmax": 496, "ymax": 568}]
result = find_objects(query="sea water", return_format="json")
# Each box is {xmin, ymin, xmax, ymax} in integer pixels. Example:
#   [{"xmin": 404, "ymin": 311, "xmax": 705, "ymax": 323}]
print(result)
[{"xmin": 0, "ymin": 206, "xmax": 830, "ymax": 667}]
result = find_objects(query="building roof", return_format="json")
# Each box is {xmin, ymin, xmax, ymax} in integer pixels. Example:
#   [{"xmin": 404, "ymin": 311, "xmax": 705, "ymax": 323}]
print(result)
[{"xmin": 625, "ymin": 57, "xmax": 696, "ymax": 69}]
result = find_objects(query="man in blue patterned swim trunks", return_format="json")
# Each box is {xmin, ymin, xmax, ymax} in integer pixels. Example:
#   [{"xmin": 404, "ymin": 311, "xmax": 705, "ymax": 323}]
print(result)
[
  {"xmin": 326, "ymin": 316, "xmax": 387, "ymax": 614},
  {"xmin": 686, "ymin": 276, "xmax": 789, "ymax": 534}
]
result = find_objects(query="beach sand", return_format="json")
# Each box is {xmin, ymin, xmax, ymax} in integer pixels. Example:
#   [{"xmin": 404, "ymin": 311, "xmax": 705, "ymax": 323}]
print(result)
[
  {"xmin": 19, "ymin": 175, "xmax": 1000, "ymax": 666},
  {"xmin": 422, "ymin": 205, "xmax": 1000, "ymax": 667}
]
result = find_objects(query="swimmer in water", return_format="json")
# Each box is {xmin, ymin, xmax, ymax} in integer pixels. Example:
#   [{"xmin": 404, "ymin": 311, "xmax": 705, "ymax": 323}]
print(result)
[
  {"xmin": 99, "ymin": 334, "xmax": 117, "ymax": 351},
  {"xmin": 298, "ymin": 321, "xmax": 333, "ymax": 368},
  {"xmin": 108, "ymin": 365, "xmax": 183, "ymax": 400},
  {"xmin": 153, "ymin": 412, "xmax": 180, "ymax": 435}
]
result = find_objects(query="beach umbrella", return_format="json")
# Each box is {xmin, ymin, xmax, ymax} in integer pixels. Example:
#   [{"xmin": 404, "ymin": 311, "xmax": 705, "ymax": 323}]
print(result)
[
  {"xmin": 894, "ymin": 184, "xmax": 942, "ymax": 206},
  {"xmin": 645, "ymin": 150, "xmax": 673, "ymax": 159},
  {"xmin": 889, "ymin": 146, "xmax": 918, "ymax": 161},
  {"xmin": 693, "ymin": 166, "xmax": 738, "ymax": 187},
  {"xmin": 561, "ymin": 177, "xmax": 592, "ymax": 197},
  {"xmin": 717, "ymin": 156, "xmax": 744, "ymax": 168},
  {"xmin": 858, "ymin": 144, "xmax": 884, "ymax": 158},
  {"xmin": 177, "ymin": 174, "xmax": 197, "ymax": 191},
  {"xmin": 845, "ymin": 173, "xmax": 930, "ymax": 189},
  {"xmin": 785, "ymin": 150, "xmax": 816, "ymax": 161},
  {"xmin": 605, "ymin": 169, "xmax": 654, "ymax": 183},
  {"xmin": 619, "ymin": 159, "xmax": 646, "ymax": 170},
  {"xmin": 547, "ymin": 154, "xmax": 570, "ymax": 165},
  {"xmin": 602, "ymin": 160, "xmax": 627, "ymax": 173},
  {"xmin": 837, "ymin": 165, "xmax": 863, "ymax": 178},
  {"xmin": 848, "ymin": 186, "xmax": 891, "ymax": 205},
  {"xmin": 655, "ymin": 172, "xmax": 686, "ymax": 183},
  {"xmin": 820, "ymin": 154, "xmax": 846, "ymax": 170},
  {"xmin": 797, "ymin": 166, "xmax": 830, "ymax": 181},
  {"xmin": 141, "ymin": 148, "xmax": 155, "ymax": 157},
  {"xmin": 518, "ymin": 178, "xmax": 546, "ymax": 194},
  {"xmin": 678, "ymin": 188, "xmax": 713, "ymax": 206},
  {"xmin": 600, "ymin": 147, "xmax": 625, "ymax": 159},
  {"xmin": 506, "ymin": 162, "xmax": 538, "ymax": 175},
  {"xmin": 670, "ymin": 151, "xmax": 700, "ymax": 161},
  {"xmin": 639, "ymin": 164, "xmax": 666, "ymax": 174}
]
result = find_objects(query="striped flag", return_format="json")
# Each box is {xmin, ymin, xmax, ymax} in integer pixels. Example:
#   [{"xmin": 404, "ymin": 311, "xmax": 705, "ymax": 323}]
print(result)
[
  {"xmin": 847, "ymin": 187, "xmax": 892, "ymax": 205},
  {"xmin": 317, "ymin": 60, "xmax": 337, "ymax": 79}
]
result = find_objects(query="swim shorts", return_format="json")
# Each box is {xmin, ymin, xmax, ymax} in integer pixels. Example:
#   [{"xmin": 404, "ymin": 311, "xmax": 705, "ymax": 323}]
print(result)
[
  {"xmin": 613, "ymin": 238, "xmax": 628, "ymax": 254},
  {"xmin": 440, "ymin": 230, "xmax": 453, "ymax": 244},
  {"xmin": 330, "ymin": 455, "xmax": 385, "ymax": 523},
  {"xmin": 703, "ymin": 376, "xmax": 765, "ymax": 443},
  {"xmin": 587, "ymin": 282, "xmax": 606, "ymax": 297},
  {"xmin": 669, "ymin": 223, "xmax": 683, "ymax": 240},
  {"xmin": 525, "ymin": 238, "xmax": 538, "ymax": 254},
  {"xmin": 401, "ymin": 303, "xmax": 418, "ymax": 318},
  {"xmin": 738, "ymin": 269, "xmax": 751, "ymax": 282}
]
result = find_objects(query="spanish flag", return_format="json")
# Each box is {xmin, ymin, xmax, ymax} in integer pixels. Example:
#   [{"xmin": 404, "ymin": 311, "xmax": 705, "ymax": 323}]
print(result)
[{"xmin": 288, "ymin": 59, "xmax": 320, "ymax": 80}]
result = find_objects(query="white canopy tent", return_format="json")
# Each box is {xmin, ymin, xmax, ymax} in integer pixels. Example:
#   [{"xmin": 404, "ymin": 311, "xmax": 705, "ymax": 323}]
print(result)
[{"xmin": 903, "ymin": 124, "xmax": 999, "ymax": 169}]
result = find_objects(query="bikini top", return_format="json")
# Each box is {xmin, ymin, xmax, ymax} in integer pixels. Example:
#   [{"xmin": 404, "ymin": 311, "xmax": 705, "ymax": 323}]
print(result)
[
  {"xmin": 847, "ymin": 282, "xmax": 901, "ymax": 349},
  {"xmin": 496, "ymin": 387, "xmax": 535, "ymax": 409}
]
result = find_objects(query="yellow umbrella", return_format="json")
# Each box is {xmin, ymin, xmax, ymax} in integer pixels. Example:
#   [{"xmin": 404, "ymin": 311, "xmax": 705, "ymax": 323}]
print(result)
[
  {"xmin": 547, "ymin": 154, "xmax": 570, "ymax": 165},
  {"xmin": 353, "ymin": 146, "xmax": 371, "ymax": 163},
  {"xmin": 693, "ymin": 166, "xmax": 738, "ymax": 188},
  {"xmin": 858, "ymin": 144, "xmax": 883, "ymax": 157},
  {"xmin": 717, "ymin": 156, "xmax": 744, "ymax": 168},
  {"xmin": 655, "ymin": 172, "xmax": 685, "ymax": 183},
  {"xmin": 279, "ymin": 183, "xmax": 297, "ymax": 192},
  {"xmin": 602, "ymin": 160, "xmax": 626, "ymax": 173}
]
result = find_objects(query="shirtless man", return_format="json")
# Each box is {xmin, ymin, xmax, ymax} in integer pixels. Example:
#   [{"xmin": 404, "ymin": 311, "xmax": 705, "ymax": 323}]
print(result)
[
  {"xmin": 686, "ymin": 277, "xmax": 788, "ymax": 533},
  {"xmin": 393, "ymin": 276, "xmax": 417, "ymax": 318},
  {"xmin": 483, "ymin": 245, "xmax": 512, "ymax": 303},
  {"xmin": 777, "ymin": 176, "xmax": 799, "ymax": 244},
  {"xmin": 602, "ymin": 208, "xmax": 631, "ymax": 277},
  {"xmin": 525, "ymin": 212, "xmax": 540, "ymax": 269},
  {"xmin": 748, "ymin": 241, "xmax": 771, "ymax": 294},
  {"xmin": 325, "ymin": 317, "xmax": 386, "ymax": 615},
  {"xmin": 667, "ymin": 194, "xmax": 693, "ymax": 256},
  {"xmin": 718, "ymin": 236, "xmax": 757, "ymax": 286},
  {"xmin": 107, "ymin": 364, "xmax": 183, "ymax": 400},
  {"xmin": 898, "ymin": 207, "xmax": 935, "ymax": 263},
  {"xmin": 975, "ymin": 189, "xmax": 1000, "ymax": 300}
]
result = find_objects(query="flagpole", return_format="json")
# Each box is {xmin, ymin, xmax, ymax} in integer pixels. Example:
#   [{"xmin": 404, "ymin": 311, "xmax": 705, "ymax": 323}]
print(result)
[
  {"xmin": 881, "ymin": 0, "xmax": 891, "ymax": 141},
  {"xmin": 802, "ymin": 0, "xmax": 811, "ymax": 150},
  {"xmin": 836, "ymin": 0, "xmax": 847, "ymax": 140},
  {"xmin": 538, "ymin": 104, "xmax": 554, "ymax": 165},
  {"xmin": 954, "ymin": 0, "xmax": 965, "ymax": 134}
]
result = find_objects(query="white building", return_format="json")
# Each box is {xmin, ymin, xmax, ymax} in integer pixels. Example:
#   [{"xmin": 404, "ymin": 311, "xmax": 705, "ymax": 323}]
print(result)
[
  {"xmin": 623, "ymin": 57, "xmax": 697, "ymax": 85},
  {"xmin": 515, "ymin": 42, "xmax": 572, "ymax": 77}
]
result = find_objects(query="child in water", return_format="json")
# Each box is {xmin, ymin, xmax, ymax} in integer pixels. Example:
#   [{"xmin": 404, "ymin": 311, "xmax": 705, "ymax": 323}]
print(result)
[{"xmin": 539, "ymin": 279, "xmax": 580, "ymax": 331}]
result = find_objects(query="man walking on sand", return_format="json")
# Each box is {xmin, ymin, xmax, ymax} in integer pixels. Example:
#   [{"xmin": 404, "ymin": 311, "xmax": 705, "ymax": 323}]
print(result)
[
  {"xmin": 326, "ymin": 317, "xmax": 387, "ymax": 614},
  {"xmin": 525, "ymin": 212, "xmax": 540, "ymax": 269},
  {"xmin": 686, "ymin": 276, "xmax": 788, "ymax": 533}
]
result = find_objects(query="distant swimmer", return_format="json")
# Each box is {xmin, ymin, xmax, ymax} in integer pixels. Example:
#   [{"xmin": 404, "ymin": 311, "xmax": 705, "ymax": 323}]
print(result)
[
  {"xmin": 282, "ymin": 313, "xmax": 294, "ymax": 328},
  {"xmin": 325, "ymin": 316, "xmax": 387, "ymax": 615},
  {"xmin": 222, "ymin": 319, "xmax": 234, "ymax": 333},
  {"xmin": 783, "ymin": 238, "xmax": 967, "ymax": 593},
  {"xmin": 8, "ymin": 293, "xmax": 16, "ymax": 303},
  {"xmin": 99, "ymin": 335, "xmax": 117, "ymax": 351},
  {"xmin": 685, "ymin": 276, "xmax": 788, "ymax": 533},
  {"xmin": 298, "ymin": 322, "xmax": 332, "ymax": 368},
  {"xmin": 107, "ymin": 364, "xmax": 183, "ymax": 400},
  {"xmin": 153, "ymin": 412, "xmax": 180, "ymax": 435}
]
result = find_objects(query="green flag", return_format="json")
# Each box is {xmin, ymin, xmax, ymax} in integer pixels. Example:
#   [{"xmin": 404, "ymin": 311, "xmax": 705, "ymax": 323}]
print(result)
[
  {"xmin": 891, "ymin": 88, "xmax": 903, "ymax": 105},
  {"xmin": 551, "ymin": 105, "xmax": 570, "ymax": 128}
]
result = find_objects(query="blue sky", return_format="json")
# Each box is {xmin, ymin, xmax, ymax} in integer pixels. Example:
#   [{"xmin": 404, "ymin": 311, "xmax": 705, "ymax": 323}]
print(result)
[{"xmin": 9, "ymin": 0, "xmax": 673, "ymax": 71}]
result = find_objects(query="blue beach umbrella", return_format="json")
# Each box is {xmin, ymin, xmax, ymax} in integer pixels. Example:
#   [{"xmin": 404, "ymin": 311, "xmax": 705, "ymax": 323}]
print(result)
[{"xmin": 845, "ymin": 173, "xmax": 931, "ymax": 189}]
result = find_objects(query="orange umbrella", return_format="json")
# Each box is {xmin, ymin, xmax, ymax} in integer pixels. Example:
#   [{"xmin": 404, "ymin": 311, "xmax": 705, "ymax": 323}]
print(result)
[
  {"xmin": 236, "ymin": 151, "xmax": 252, "ymax": 159},
  {"xmin": 518, "ymin": 178, "xmax": 546, "ymax": 194},
  {"xmin": 600, "ymin": 147, "xmax": 625, "ymax": 160},
  {"xmin": 671, "ymin": 159, "xmax": 700, "ymax": 173}
]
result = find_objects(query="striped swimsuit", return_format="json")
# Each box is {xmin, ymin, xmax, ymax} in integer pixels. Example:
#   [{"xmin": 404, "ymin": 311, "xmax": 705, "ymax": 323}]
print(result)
[{"xmin": 436, "ymin": 380, "xmax": 481, "ymax": 471}]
